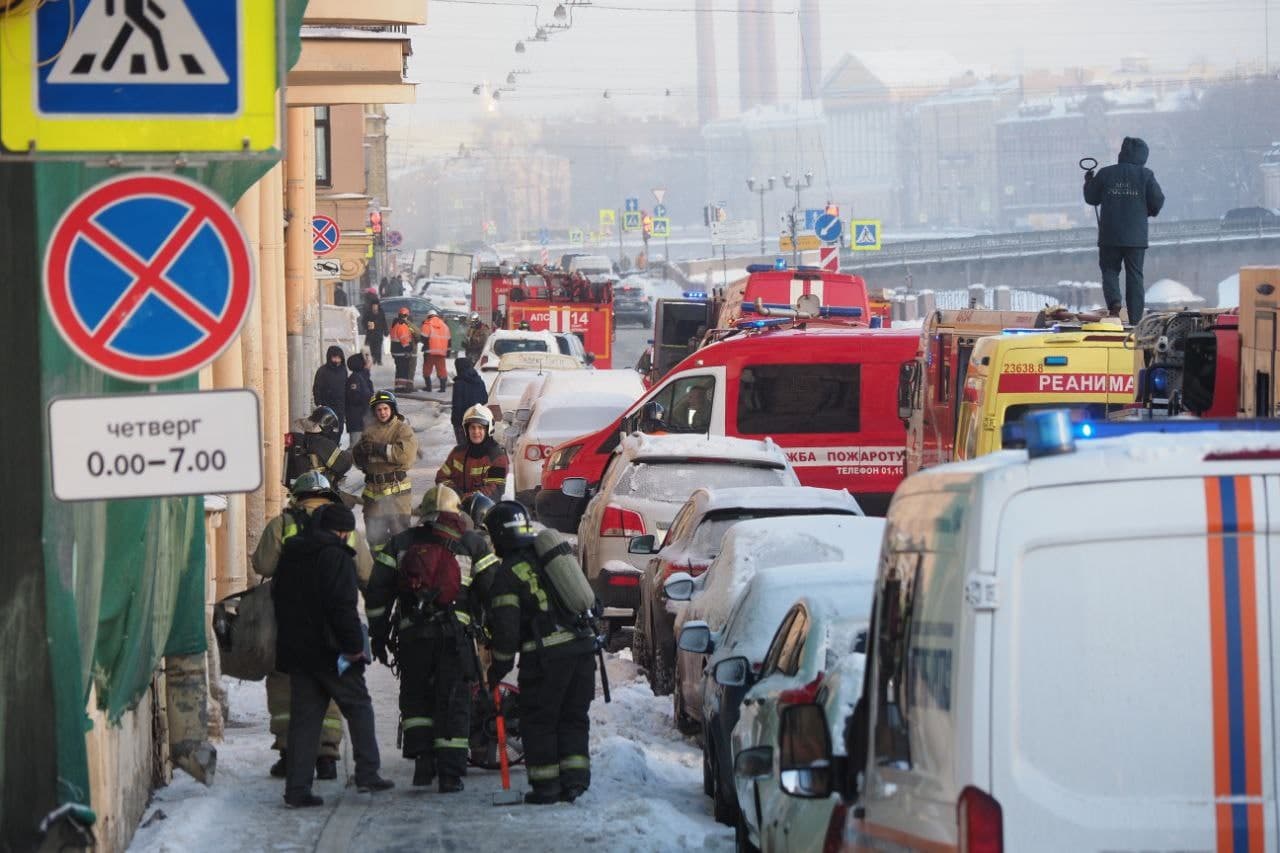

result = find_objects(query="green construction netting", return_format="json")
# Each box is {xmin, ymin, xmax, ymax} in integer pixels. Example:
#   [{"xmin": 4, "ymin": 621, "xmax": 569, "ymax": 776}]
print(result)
[{"xmin": 41, "ymin": 0, "xmax": 307, "ymax": 805}]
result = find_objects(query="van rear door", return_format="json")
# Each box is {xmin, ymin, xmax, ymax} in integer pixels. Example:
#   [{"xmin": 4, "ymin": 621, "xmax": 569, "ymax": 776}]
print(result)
[{"xmin": 990, "ymin": 477, "xmax": 1275, "ymax": 850}]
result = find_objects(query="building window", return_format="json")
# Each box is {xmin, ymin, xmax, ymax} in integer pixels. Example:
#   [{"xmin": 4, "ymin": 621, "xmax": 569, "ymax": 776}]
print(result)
[{"xmin": 315, "ymin": 106, "xmax": 332, "ymax": 188}]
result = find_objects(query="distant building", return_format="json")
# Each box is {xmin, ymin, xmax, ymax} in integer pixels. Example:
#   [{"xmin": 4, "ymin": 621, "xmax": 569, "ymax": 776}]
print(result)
[{"xmin": 821, "ymin": 51, "xmax": 968, "ymax": 228}]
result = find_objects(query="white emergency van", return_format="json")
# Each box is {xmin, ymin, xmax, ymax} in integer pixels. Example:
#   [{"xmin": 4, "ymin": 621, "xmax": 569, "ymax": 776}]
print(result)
[{"xmin": 821, "ymin": 413, "xmax": 1280, "ymax": 852}]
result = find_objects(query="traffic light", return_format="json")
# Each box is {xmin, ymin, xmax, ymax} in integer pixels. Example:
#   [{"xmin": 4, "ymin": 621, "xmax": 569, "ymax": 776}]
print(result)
[
  {"xmin": 642, "ymin": 214, "xmax": 653, "ymax": 238},
  {"xmin": 369, "ymin": 211, "xmax": 383, "ymax": 234},
  {"xmin": 825, "ymin": 203, "xmax": 840, "ymax": 217}
]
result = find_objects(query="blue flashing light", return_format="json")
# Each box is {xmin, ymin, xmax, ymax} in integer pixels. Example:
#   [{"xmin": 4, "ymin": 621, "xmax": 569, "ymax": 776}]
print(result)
[
  {"xmin": 822, "ymin": 306, "xmax": 864, "ymax": 318},
  {"xmin": 1003, "ymin": 409, "xmax": 1280, "ymax": 452},
  {"xmin": 745, "ymin": 263, "xmax": 775, "ymax": 273},
  {"xmin": 1044, "ymin": 355, "xmax": 1068, "ymax": 366},
  {"xmin": 1150, "ymin": 367, "xmax": 1169, "ymax": 395},
  {"xmin": 870, "ymin": 316, "xmax": 884, "ymax": 329},
  {"xmin": 682, "ymin": 291, "xmax": 708, "ymax": 300}
]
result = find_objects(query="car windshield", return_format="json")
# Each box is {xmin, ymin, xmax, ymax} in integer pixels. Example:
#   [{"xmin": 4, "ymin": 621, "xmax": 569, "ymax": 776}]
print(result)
[
  {"xmin": 536, "ymin": 406, "xmax": 626, "ymax": 434},
  {"xmin": 686, "ymin": 507, "xmax": 857, "ymax": 556},
  {"xmin": 617, "ymin": 462, "xmax": 789, "ymax": 503},
  {"xmin": 494, "ymin": 339, "xmax": 549, "ymax": 356}
]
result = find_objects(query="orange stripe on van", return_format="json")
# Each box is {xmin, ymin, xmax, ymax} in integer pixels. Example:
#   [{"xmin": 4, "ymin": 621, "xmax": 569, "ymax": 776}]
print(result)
[{"xmin": 1205, "ymin": 475, "xmax": 1267, "ymax": 853}]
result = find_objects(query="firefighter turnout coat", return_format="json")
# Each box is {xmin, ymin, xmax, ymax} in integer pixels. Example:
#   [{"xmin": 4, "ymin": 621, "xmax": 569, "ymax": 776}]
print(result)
[{"xmin": 435, "ymin": 436, "xmax": 509, "ymax": 502}]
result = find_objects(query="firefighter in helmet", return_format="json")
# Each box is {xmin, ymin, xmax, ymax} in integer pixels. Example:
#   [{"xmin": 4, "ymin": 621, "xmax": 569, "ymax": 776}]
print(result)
[
  {"xmin": 435, "ymin": 404, "xmax": 509, "ymax": 502},
  {"xmin": 251, "ymin": 472, "xmax": 374, "ymax": 780},
  {"xmin": 484, "ymin": 501, "xmax": 596, "ymax": 804},
  {"xmin": 353, "ymin": 390, "xmax": 419, "ymax": 547},
  {"xmin": 366, "ymin": 485, "xmax": 494, "ymax": 792},
  {"xmin": 284, "ymin": 406, "xmax": 353, "ymax": 494},
  {"xmin": 464, "ymin": 312, "xmax": 490, "ymax": 362}
]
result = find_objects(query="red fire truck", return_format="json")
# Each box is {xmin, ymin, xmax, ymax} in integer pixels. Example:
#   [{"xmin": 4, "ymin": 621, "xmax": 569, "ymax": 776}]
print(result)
[
  {"xmin": 708, "ymin": 265, "xmax": 871, "ymax": 329},
  {"xmin": 472, "ymin": 263, "xmax": 616, "ymax": 368}
]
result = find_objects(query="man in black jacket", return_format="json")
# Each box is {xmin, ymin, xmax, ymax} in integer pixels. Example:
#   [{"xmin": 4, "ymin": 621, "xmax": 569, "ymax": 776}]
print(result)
[
  {"xmin": 361, "ymin": 291, "xmax": 388, "ymax": 366},
  {"xmin": 271, "ymin": 504, "xmax": 394, "ymax": 807},
  {"xmin": 345, "ymin": 354, "xmax": 375, "ymax": 447},
  {"xmin": 450, "ymin": 357, "xmax": 489, "ymax": 446},
  {"xmin": 312, "ymin": 346, "xmax": 349, "ymax": 436},
  {"xmin": 1083, "ymin": 136, "xmax": 1165, "ymax": 322}
]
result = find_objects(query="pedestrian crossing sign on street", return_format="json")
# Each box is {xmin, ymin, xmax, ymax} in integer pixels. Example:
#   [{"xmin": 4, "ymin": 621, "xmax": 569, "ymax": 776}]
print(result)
[
  {"xmin": 851, "ymin": 219, "xmax": 882, "ymax": 251},
  {"xmin": 623, "ymin": 211, "xmax": 642, "ymax": 232},
  {"xmin": 651, "ymin": 217, "xmax": 670, "ymax": 238},
  {"xmin": 0, "ymin": 0, "xmax": 279, "ymax": 154},
  {"xmin": 569, "ymin": 228, "xmax": 585, "ymax": 244}
]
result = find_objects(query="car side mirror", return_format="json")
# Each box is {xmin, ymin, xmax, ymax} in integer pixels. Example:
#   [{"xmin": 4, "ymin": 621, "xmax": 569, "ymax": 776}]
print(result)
[
  {"xmin": 663, "ymin": 571, "xmax": 696, "ymax": 602},
  {"xmin": 628, "ymin": 534, "xmax": 657, "ymax": 555},
  {"xmin": 897, "ymin": 360, "xmax": 920, "ymax": 424},
  {"xmin": 677, "ymin": 621, "xmax": 713, "ymax": 654},
  {"xmin": 779, "ymin": 703, "xmax": 833, "ymax": 799},
  {"xmin": 713, "ymin": 655, "xmax": 750, "ymax": 687},
  {"xmin": 734, "ymin": 745, "xmax": 773, "ymax": 780},
  {"xmin": 561, "ymin": 477, "xmax": 588, "ymax": 499}
]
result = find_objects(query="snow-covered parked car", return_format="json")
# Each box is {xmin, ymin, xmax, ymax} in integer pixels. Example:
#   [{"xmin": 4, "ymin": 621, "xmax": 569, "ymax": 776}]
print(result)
[
  {"xmin": 728, "ymin": 588, "xmax": 875, "ymax": 852},
  {"xmin": 564, "ymin": 433, "xmax": 800, "ymax": 647},
  {"xmin": 630, "ymin": 486, "xmax": 864, "ymax": 697},
  {"xmin": 504, "ymin": 368, "xmax": 645, "ymax": 464},
  {"xmin": 674, "ymin": 563, "xmax": 859, "ymax": 827},
  {"xmin": 485, "ymin": 352, "xmax": 580, "ymax": 419},
  {"xmin": 475, "ymin": 329, "xmax": 560, "ymax": 376},
  {"xmin": 666, "ymin": 515, "xmax": 885, "ymax": 736},
  {"xmin": 512, "ymin": 390, "xmax": 638, "ymax": 508}
]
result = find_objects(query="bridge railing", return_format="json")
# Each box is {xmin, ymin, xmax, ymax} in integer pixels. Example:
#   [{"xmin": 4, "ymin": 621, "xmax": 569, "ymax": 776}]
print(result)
[{"xmin": 843, "ymin": 219, "xmax": 1280, "ymax": 267}]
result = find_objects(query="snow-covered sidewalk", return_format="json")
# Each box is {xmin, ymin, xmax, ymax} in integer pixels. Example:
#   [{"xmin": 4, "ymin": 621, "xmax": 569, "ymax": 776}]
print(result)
[{"xmin": 128, "ymin": 365, "xmax": 732, "ymax": 851}]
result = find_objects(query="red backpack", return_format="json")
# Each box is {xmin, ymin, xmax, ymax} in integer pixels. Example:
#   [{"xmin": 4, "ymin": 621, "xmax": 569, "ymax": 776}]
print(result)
[{"xmin": 398, "ymin": 539, "xmax": 462, "ymax": 608}]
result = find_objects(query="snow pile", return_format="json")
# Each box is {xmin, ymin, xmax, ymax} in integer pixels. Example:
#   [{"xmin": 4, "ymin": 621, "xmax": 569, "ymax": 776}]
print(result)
[
  {"xmin": 623, "ymin": 431, "xmax": 790, "ymax": 467},
  {"xmin": 1218, "ymin": 273, "xmax": 1240, "ymax": 308}
]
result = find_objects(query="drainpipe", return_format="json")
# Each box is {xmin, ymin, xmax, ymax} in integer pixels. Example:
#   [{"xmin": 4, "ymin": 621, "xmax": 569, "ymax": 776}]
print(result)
[
  {"xmin": 259, "ymin": 164, "xmax": 286, "ymax": 521},
  {"xmin": 285, "ymin": 108, "xmax": 315, "ymax": 422},
  {"xmin": 234, "ymin": 187, "xmax": 266, "ymax": 552}
]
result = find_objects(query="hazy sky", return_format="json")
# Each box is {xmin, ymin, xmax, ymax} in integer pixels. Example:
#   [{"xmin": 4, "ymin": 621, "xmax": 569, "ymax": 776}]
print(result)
[{"xmin": 387, "ymin": 0, "xmax": 1275, "ymax": 166}]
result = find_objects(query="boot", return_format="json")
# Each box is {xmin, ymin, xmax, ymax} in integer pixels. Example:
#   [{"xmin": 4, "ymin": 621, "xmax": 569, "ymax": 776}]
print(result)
[
  {"xmin": 524, "ymin": 785, "xmax": 562, "ymax": 805},
  {"xmin": 438, "ymin": 776, "xmax": 464, "ymax": 793},
  {"xmin": 356, "ymin": 776, "xmax": 395, "ymax": 793},
  {"xmin": 412, "ymin": 756, "xmax": 435, "ymax": 787},
  {"xmin": 315, "ymin": 756, "xmax": 337, "ymax": 780},
  {"xmin": 439, "ymin": 377, "xmax": 448, "ymax": 393},
  {"xmin": 283, "ymin": 793, "xmax": 324, "ymax": 808},
  {"xmin": 270, "ymin": 750, "xmax": 287, "ymax": 778},
  {"xmin": 559, "ymin": 785, "xmax": 586, "ymax": 803}
]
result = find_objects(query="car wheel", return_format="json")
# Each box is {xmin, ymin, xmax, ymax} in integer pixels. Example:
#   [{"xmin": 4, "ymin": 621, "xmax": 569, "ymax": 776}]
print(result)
[
  {"xmin": 651, "ymin": 613, "xmax": 675, "ymax": 697},
  {"xmin": 735, "ymin": 809, "xmax": 760, "ymax": 853},
  {"xmin": 673, "ymin": 685, "xmax": 699, "ymax": 736},
  {"xmin": 702, "ymin": 736, "xmax": 715, "ymax": 798},
  {"xmin": 633, "ymin": 592, "xmax": 652, "ymax": 677}
]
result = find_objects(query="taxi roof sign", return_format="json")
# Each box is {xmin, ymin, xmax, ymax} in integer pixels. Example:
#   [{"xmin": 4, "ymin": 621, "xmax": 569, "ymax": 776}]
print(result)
[
  {"xmin": 495, "ymin": 352, "xmax": 581, "ymax": 373},
  {"xmin": 0, "ymin": 0, "xmax": 280, "ymax": 156}
]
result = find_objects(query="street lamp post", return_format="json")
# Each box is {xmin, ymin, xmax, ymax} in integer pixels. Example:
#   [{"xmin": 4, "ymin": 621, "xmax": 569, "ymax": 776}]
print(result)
[
  {"xmin": 746, "ymin": 176, "xmax": 776, "ymax": 256},
  {"xmin": 782, "ymin": 170, "xmax": 814, "ymax": 266}
]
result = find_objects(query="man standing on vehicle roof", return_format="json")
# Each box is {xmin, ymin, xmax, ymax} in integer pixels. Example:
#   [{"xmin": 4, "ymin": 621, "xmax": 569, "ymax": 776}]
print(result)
[
  {"xmin": 436, "ymin": 404, "xmax": 509, "ymax": 502},
  {"xmin": 1083, "ymin": 136, "xmax": 1165, "ymax": 323},
  {"xmin": 253, "ymin": 472, "xmax": 373, "ymax": 781},
  {"xmin": 484, "ymin": 501, "xmax": 596, "ymax": 804},
  {"xmin": 353, "ymin": 390, "xmax": 419, "ymax": 547}
]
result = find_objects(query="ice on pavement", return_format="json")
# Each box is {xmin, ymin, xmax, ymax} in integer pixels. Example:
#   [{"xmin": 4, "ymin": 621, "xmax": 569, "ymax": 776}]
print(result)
[{"xmin": 129, "ymin": 357, "xmax": 732, "ymax": 852}]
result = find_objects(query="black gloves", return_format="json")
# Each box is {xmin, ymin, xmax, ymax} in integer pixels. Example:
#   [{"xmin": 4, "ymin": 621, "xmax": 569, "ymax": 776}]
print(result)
[
  {"xmin": 370, "ymin": 634, "xmax": 389, "ymax": 666},
  {"xmin": 487, "ymin": 660, "xmax": 512, "ymax": 690}
]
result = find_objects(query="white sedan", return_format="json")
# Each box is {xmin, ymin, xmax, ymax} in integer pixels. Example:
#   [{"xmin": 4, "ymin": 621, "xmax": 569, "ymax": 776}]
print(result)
[
  {"xmin": 566, "ymin": 433, "xmax": 800, "ymax": 647},
  {"xmin": 512, "ymin": 391, "xmax": 638, "ymax": 507}
]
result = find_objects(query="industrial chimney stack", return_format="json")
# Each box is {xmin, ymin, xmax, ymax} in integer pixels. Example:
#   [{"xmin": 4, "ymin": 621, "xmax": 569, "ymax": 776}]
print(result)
[
  {"xmin": 799, "ymin": 0, "xmax": 822, "ymax": 100},
  {"xmin": 737, "ymin": 0, "xmax": 778, "ymax": 111},
  {"xmin": 695, "ymin": 0, "xmax": 719, "ymax": 125}
]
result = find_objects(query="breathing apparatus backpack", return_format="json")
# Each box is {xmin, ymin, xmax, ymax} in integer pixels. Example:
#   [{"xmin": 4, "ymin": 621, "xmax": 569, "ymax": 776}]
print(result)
[
  {"xmin": 399, "ymin": 539, "xmax": 462, "ymax": 610},
  {"xmin": 531, "ymin": 528, "xmax": 597, "ymax": 624}
]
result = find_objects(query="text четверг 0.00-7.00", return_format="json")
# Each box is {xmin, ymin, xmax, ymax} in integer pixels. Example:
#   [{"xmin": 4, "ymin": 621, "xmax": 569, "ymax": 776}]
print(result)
[
  {"xmin": 48, "ymin": 390, "xmax": 263, "ymax": 502},
  {"xmin": 85, "ymin": 447, "xmax": 228, "ymax": 478}
]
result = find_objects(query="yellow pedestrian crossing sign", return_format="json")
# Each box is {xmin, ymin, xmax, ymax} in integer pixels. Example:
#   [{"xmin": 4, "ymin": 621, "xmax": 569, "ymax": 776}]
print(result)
[
  {"xmin": 1, "ymin": 0, "xmax": 279, "ymax": 154},
  {"xmin": 651, "ymin": 217, "xmax": 670, "ymax": 237},
  {"xmin": 599, "ymin": 209, "xmax": 616, "ymax": 227},
  {"xmin": 851, "ymin": 220, "xmax": 882, "ymax": 251},
  {"xmin": 623, "ymin": 211, "xmax": 642, "ymax": 231},
  {"xmin": 569, "ymin": 228, "xmax": 585, "ymax": 244}
]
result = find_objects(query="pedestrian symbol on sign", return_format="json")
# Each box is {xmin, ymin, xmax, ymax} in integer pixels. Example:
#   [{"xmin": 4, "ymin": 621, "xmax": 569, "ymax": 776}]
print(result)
[
  {"xmin": 851, "ymin": 220, "xmax": 882, "ymax": 251},
  {"xmin": 48, "ymin": 0, "xmax": 231, "ymax": 87}
]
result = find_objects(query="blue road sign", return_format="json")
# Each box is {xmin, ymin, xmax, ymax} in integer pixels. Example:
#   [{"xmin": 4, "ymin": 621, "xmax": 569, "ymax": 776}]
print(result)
[
  {"xmin": 804, "ymin": 208, "xmax": 824, "ymax": 231},
  {"xmin": 654, "ymin": 203, "xmax": 667, "ymax": 218},
  {"xmin": 815, "ymin": 213, "xmax": 842, "ymax": 243},
  {"xmin": 625, "ymin": 197, "xmax": 640, "ymax": 213},
  {"xmin": 622, "ymin": 211, "xmax": 642, "ymax": 231},
  {"xmin": 312, "ymin": 215, "xmax": 340, "ymax": 255},
  {"xmin": 36, "ymin": 0, "xmax": 241, "ymax": 116},
  {"xmin": 774, "ymin": 256, "xmax": 787, "ymax": 271}
]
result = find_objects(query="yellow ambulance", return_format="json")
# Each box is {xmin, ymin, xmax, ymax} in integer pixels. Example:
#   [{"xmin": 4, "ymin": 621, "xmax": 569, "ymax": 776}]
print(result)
[{"xmin": 954, "ymin": 322, "xmax": 1136, "ymax": 459}]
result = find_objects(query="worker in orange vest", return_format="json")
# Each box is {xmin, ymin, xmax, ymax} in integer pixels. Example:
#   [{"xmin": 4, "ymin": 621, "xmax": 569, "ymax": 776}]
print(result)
[
  {"xmin": 421, "ymin": 309, "xmax": 452, "ymax": 394},
  {"xmin": 390, "ymin": 307, "xmax": 418, "ymax": 393}
]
